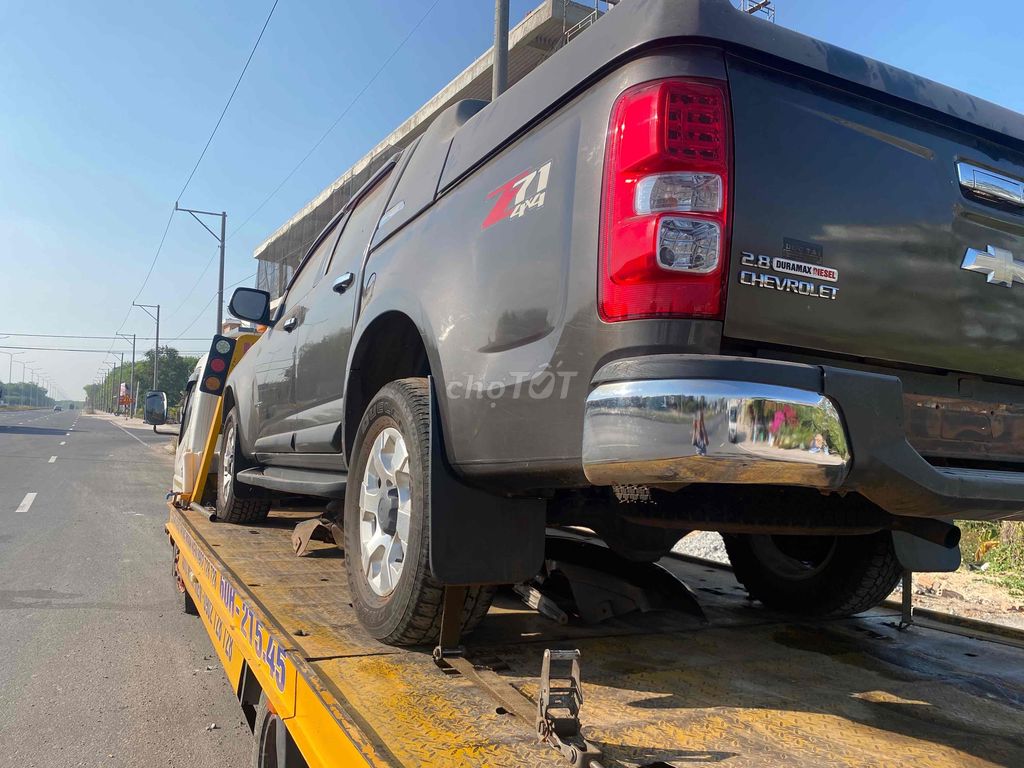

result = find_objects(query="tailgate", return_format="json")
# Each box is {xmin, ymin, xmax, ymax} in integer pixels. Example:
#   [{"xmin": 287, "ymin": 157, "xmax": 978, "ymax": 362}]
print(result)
[{"xmin": 723, "ymin": 55, "xmax": 1024, "ymax": 382}]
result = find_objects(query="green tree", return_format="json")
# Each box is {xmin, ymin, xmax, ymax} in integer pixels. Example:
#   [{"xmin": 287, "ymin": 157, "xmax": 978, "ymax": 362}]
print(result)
[
  {"xmin": 83, "ymin": 346, "xmax": 198, "ymax": 414},
  {"xmin": 0, "ymin": 381, "xmax": 52, "ymax": 407}
]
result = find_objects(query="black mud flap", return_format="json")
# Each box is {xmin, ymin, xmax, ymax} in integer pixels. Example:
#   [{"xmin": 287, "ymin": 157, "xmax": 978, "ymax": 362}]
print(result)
[
  {"xmin": 427, "ymin": 377, "xmax": 546, "ymax": 585},
  {"xmin": 892, "ymin": 531, "xmax": 961, "ymax": 573}
]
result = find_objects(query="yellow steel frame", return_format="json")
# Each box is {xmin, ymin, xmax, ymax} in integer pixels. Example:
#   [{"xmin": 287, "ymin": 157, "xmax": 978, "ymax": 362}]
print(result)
[
  {"xmin": 168, "ymin": 505, "xmax": 378, "ymax": 767},
  {"xmin": 183, "ymin": 333, "xmax": 260, "ymax": 506}
]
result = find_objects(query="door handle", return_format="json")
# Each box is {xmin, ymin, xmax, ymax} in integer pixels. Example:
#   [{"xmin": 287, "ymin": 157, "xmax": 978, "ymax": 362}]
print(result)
[
  {"xmin": 282, "ymin": 316, "xmax": 298, "ymax": 332},
  {"xmin": 333, "ymin": 272, "xmax": 355, "ymax": 295}
]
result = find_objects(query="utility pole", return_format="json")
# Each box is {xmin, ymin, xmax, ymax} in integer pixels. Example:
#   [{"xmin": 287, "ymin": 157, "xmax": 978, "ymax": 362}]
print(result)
[
  {"xmin": 103, "ymin": 364, "xmax": 115, "ymax": 411},
  {"xmin": 492, "ymin": 0, "xmax": 509, "ymax": 99},
  {"xmin": 118, "ymin": 333, "xmax": 136, "ymax": 418},
  {"xmin": 133, "ymin": 302, "xmax": 161, "ymax": 390},
  {"xmin": 26, "ymin": 367, "xmax": 36, "ymax": 407},
  {"xmin": 175, "ymin": 203, "xmax": 228, "ymax": 333},
  {"xmin": 113, "ymin": 353, "xmax": 124, "ymax": 415}
]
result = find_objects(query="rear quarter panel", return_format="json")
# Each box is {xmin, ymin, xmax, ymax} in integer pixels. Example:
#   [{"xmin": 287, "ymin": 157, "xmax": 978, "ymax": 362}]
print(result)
[{"xmin": 358, "ymin": 48, "xmax": 727, "ymax": 487}]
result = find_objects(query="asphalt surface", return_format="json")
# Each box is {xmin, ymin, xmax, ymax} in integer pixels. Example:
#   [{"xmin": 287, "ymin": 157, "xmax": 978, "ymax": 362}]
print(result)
[{"xmin": 0, "ymin": 409, "xmax": 250, "ymax": 767}]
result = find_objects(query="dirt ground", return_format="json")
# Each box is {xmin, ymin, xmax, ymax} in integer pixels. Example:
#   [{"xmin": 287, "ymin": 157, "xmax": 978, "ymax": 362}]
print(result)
[
  {"xmin": 894, "ymin": 569, "xmax": 1024, "ymax": 630},
  {"xmin": 674, "ymin": 531, "xmax": 1024, "ymax": 631}
]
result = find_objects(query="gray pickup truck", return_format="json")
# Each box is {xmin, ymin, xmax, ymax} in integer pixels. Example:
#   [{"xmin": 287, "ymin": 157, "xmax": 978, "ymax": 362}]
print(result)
[{"xmin": 221, "ymin": 0, "xmax": 1024, "ymax": 646}]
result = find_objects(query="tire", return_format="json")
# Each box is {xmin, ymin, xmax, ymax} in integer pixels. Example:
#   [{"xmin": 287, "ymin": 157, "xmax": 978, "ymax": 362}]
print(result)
[
  {"xmin": 723, "ymin": 530, "xmax": 901, "ymax": 617},
  {"xmin": 344, "ymin": 378, "xmax": 495, "ymax": 646},
  {"xmin": 218, "ymin": 407, "xmax": 271, "ymax": 524},
  {"xmin": 182, "ymin": 587, "xmax": 199, "ymax": 616},
  {"xmin": 251, "ymin": 694, "xmax": 306, "ymax": 767}
]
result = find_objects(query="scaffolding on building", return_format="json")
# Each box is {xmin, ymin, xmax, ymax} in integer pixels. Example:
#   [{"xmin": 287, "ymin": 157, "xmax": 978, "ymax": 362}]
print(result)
[{"xmin": 741, "ymin": 0, "xmax": 776, "ymax": 22}]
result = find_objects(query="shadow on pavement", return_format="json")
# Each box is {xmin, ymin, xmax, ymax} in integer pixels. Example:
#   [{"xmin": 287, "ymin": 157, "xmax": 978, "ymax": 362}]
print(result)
[{"xmin": 0, "ymin": 425, "xmax": 69, "ymax": 436}]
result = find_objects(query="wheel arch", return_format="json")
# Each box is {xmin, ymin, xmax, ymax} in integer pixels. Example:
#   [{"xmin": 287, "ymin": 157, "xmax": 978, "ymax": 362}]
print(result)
[
  {"xmin": 343, "ymin": 310, "xmax": 436, "ymax": 462},
  {"xmin": 221, "ymin": 384, "xmax": 248, "ymax": 453}
]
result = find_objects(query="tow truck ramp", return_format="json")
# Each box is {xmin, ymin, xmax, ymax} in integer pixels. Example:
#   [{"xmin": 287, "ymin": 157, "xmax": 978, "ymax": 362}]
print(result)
[{"xmin": 168, "ymin": 503, "xmax": 1024, "ymax": 768}]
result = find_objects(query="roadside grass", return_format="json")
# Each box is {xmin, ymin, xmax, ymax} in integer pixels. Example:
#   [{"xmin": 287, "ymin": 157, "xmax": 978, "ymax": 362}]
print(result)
[{"xmin": 959, "ymin": 520, "xmax": 1024, "ymax": 597}]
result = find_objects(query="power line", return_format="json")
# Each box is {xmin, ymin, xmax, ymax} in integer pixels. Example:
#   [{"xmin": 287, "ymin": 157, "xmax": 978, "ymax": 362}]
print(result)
[
  {"xmin": 227, "ymin": 0, "xmax": 441, "ymax": 241},
  {"xmin": 118, "ymin": 207, "xmax": 176, "ymax": 330},
  {"xmin": 176, "ymin": 0, "xmax": 281, "ymax": 203},
  {"xmin": 109, "ymin": 0, "xmax": 279, "ymax": 355},
  {"xmin": 167, "ymin": 272, "xmax": 256, "ymax": 341},
  {"xmin": 0, "ymin": 345, "xmax": 206, "ymax": 354},
  {"xmin": 170, "ymin": 249, "xmax": 219, "ymax": 316},
  {"xmin": 163, "ymin": 0, "xmax": 437, "ymax": 337},
  {"xmin": 0, "ymin": 333, "xmax": 209, "ymax": 340}
]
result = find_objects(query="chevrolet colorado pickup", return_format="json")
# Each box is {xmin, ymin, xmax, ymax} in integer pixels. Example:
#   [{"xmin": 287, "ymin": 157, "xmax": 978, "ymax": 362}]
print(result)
[{"xmin": 221, "ymin": 0, "xmax": 1024, "ymax": 646}]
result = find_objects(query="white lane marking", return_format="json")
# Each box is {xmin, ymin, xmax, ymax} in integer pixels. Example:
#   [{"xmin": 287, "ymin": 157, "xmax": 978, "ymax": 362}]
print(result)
[
  {"xmin": 15, "ymin": 492, "xmax": 37, "ymax": 513},
  {"xmin": 48, "ymin": 456, "xmax": 57, "ymax": 463},
  {"xmin": 109, "ymin": 419, "xmax": 150, "ymax": 448},
  {"xmin": 66, "ymin": 432, "xmax": 72, "ymax": 436},
  {"xmin": 60, "ymin": 441, "xmax": 66, "ymax": 445}
]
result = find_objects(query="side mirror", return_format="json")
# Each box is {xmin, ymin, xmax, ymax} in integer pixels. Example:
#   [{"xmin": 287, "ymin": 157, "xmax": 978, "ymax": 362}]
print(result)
[
  {"xmin": 229, "ymin": 287, "xmax": 273, "ymax": 325},
  {"xmin": 144, "ymin": 390, "xmax": 168, "ymax": 425}
]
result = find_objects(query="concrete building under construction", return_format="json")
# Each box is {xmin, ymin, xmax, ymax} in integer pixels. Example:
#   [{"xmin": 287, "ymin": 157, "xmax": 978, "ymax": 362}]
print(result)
[{"xmin": 254, "ymin": 0, "xmax": 612, "ymax": 299}]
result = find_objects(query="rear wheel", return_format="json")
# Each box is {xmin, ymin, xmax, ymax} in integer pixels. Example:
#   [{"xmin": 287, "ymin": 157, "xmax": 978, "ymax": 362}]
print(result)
[
  {"xmin": 723, "ymin": 530, "xmax": 901, "ymax": 617},
  {"xmin": 251, "ymin": 694, "xmax": 306, "ymax": 768},
  {"xmin": 344, "ymin": 378, "xmax": 494, "ymax": 646},
  {"xmin": 218, "ymin": 407, "xmax": 271, "ymax": 524}
]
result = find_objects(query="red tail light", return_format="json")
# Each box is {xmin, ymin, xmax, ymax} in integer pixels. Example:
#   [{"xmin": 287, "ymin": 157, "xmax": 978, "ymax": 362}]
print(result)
[{"xmin": 599, "ymin": 78, "xmax": 732, "ymax": 322}]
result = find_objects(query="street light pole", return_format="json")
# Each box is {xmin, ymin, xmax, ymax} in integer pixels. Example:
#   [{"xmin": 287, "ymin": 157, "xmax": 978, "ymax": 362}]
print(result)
[
  {"xmin": 175, "ymin": 203, "xmax": 227, "ymax": 334},
  {"xmin": 133, "ymin": 302, "xmax": 161, "ymax": 390},
  {"xmin": 19, "ymin": 360, "xmax": 33, "ymax": 407},
  {"xmin": 0, "ymin": 350, "xmax": 23, "ymax": 404}
]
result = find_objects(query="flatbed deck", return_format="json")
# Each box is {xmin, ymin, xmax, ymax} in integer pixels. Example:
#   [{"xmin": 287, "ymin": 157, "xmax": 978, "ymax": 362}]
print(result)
[{"xmin": 168, "ymin": 503, "xmax": 1024, "ymax": 768}]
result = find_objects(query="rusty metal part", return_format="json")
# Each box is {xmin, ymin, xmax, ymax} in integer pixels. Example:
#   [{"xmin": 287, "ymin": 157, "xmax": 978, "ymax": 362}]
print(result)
[
  {"xmin": 514, "ymin": 583, "xmax": 570, "ymax": 625},
  {"xmin": 291, "ymin": 517, "xmax": 343, "ymax": 557},
  {"xmin": 432, "ymin": 585, "xmax": 469, "ymax": 673}
]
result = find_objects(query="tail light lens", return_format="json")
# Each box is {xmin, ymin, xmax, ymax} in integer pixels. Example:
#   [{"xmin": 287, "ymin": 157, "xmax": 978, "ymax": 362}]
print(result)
[{"xmin": 599, "ymin": 78, "xmax": 732, "ymax": 321}]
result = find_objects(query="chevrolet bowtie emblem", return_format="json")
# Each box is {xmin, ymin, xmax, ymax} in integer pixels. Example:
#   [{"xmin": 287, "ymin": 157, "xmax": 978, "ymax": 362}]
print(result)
[{"xmin": 962, "ymin": 245, "xmax": 1024, "ymax": 287}]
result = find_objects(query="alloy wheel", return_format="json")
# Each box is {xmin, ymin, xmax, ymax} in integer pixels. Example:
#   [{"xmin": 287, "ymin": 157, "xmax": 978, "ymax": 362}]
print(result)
[{"xmin": 358, "ymin": 427, "xmax": 412, "ymax": 597}]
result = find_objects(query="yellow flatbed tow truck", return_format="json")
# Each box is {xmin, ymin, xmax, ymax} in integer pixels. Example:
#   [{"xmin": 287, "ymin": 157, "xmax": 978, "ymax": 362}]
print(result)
[{"xmin": 166, "ymin": 336, "xmax": 1024, "ymax": 768}]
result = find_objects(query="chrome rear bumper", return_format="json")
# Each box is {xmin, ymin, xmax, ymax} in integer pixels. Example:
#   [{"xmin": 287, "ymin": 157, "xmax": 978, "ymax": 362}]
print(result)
[{"xmin": 582, "ymin": 379, "xmax": 851, "ymax": 489}]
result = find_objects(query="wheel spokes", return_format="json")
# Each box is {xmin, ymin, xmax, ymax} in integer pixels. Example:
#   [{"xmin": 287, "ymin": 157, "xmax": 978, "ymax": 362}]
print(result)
[{"xmin": 358, "ymin": 426, "xmax": 413, "ymax": 597}]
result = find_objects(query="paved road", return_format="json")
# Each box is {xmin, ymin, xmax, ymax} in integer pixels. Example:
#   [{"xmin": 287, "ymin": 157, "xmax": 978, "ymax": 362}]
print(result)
[{"xmin": 0, "ymin": 410, "xmax": 250, "ymax": 767}]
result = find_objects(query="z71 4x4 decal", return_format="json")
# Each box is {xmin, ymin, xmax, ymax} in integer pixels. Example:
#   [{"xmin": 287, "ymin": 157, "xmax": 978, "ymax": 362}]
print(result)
[{"xmin": 482, "ymin": 160, "xmax": 552, "ymax": 229}]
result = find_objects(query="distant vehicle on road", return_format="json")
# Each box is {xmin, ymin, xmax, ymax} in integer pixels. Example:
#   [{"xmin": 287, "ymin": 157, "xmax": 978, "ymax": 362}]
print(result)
[
  {"xmin": 215, "ymin": 0, "xmax": 1024, "ymax": 646},
  {"xmin": 53, "ymin": 405, "xmax": 62, "ymax": 412}
]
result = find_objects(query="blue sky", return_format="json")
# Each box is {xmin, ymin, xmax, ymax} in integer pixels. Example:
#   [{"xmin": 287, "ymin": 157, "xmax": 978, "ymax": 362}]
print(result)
[{"xmin": 0, "ymin": 0, "xmax": 1021, "ymax": 398}]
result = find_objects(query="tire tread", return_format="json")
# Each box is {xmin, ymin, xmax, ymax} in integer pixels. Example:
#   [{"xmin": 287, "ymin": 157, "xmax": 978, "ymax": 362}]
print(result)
[
  {"xmin": 218, "ymin": 408, "xmax": 271, "ymax": 525},
  {"xmin": 347, "ymin": 378, "xmax": 494, "ymax": 646}
]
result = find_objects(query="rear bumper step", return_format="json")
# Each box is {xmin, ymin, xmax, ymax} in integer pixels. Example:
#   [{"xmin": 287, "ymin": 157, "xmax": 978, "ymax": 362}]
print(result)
[{"xmin": 583, "ymin": 354, "xmax": 1024, "ymax": 521}]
